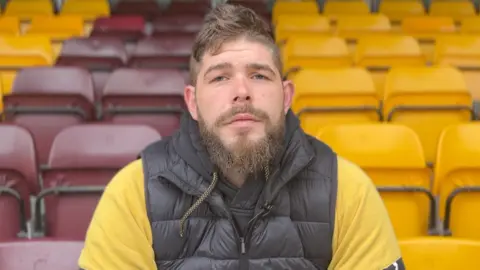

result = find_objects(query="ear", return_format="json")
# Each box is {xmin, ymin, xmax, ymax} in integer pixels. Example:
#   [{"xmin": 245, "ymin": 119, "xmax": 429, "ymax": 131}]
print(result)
[
  {"xmin": 282, "ymin": 80, "xmax": 295, "ymax": 114},
  {"xmin": 184, "ymin": 85, "xmax": 198, "ymax": 120}
]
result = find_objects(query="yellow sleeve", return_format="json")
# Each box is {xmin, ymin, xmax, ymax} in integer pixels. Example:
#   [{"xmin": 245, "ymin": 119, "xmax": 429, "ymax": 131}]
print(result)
[
  {"xmin": 78, "ymin": 159, "xmax": 156, "ymax": 270},
  {"xmin": 328, "ymin": 157, "xmax": 402, "ymax": 270}
]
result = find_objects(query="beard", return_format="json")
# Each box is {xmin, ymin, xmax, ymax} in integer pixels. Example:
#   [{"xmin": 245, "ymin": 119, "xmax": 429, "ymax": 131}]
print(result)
[{"xmin": 198, "ymin": 104, "xmax": 285, "ymax": 177}]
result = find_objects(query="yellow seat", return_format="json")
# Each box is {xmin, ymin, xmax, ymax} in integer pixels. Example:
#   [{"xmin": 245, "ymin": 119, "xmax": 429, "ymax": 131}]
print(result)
[
  {"xmin": 323, "ymin": 0, "xmax": 370, "ymax": 21},
  {"xmin": 25, "ymin": 16, "xmax": 85, "ymax": 41},
  {"xmin": 378, "ymin": 1, "xmax": 425, "ymax": 23},
  {"xmin": 0, "ymin": 36, "xmax": 54, "ymax": 94},
  {"xmin": 434, "ymin": 35, "xmax": 480, "ymax": 100},
  {"xmin": 60, "ymin": 0, "xmax": 110, "ymax": 21},
  {"xmin": 336, "ymin": 14, "xmax": 391, "ymax": 42},
  {"xmin": 435, "ymin": 123, "xmax": 480, "ymax": 240},
  {"xmin": 430, "ymin": 1, "xmax": 476, "ymax": 22},
  {"xmin": 290, "ymin": 68, "xmax": 379, "ymax": 135},
  {"xmin": 317, "ymin": 124, "xmax": 432, "ymax": 238},
  {"xmin": 0, "ymin": 17, "xmax": 20, "ymax": 36},
  {"xmin": 400, "ymin": 237, "xmax": 480, "ymax": 269},
  {"xmin": 4, "ymin": 0, "xmax": 54, "ymax": 21},
  {"xmin": 402, "ymin": 16, "xmax": 456, "ymax": 61},
  {"xmin": 272, "ymin": 2, "xmax": 319, "ymax": 24},
  {"xmin": 283, "ymin": 36, "xmax": 351, "ymax": 73},
  {"xmin": 275, "ymin": 15, "xmax": 330, "ymax": 43},
  {"xmin": 355, "ymin": 35, "xmax": 426, "ymax": 96},
  {"xmin": 383, "ymin": 66, "xmax": 472, "ymax": 165},
  {"xmin": 461, "ymin": 17, "xmax": 480, "ymax": 34}
]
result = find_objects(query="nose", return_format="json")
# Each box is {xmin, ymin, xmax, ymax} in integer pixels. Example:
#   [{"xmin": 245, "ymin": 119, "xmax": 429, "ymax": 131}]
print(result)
[{"xmin": 232, "ymin": 76, "xmax": 251, "ymax": 103}]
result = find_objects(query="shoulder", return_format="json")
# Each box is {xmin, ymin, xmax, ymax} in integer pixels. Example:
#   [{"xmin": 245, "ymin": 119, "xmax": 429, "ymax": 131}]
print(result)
[{"xmin": 105, "ymin": 159, "xmax": 145, "ymax": 196}]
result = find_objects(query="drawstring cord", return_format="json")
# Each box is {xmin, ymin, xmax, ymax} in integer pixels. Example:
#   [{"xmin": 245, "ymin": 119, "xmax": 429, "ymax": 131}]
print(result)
[{"xmin": 179, "ymin": 167, "xmax": 270, "ymax": 238}]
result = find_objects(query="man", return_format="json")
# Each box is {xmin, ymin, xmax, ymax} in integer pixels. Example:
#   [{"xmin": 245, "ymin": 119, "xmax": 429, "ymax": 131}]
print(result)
[{"xmin": 79, "ymin": 4, "xmax": 405, "ymax": 270}]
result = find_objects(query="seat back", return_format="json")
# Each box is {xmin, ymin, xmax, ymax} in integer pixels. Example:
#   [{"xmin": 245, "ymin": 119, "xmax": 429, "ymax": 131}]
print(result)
[
  {"xmin": 378, "ymin": 1, "xmax": 425, "ymax": 24},
  {"xmin": 0, "ymin": 16, "xmax": 20, "ymax": 36},
  {"xmin": 272, "ymin": 2, "xmax": 319, "ymax": 24},
  {"xmin": 317, "ymin": 124, "xmax": 431, "ymax": 238},
  {"xmin": 323, "ymin": 0, "xmax": 370, "ymax": 21},
  {"xmin": 151, "ymin": 15, "xmax": 204, "ymax": 38},
  {"xmin": 461, "ymin": 17, "xmax": 480, "ymax": 34},
  {"xmin": 128, "ymin": 37, "xmax": 194, "ymax": 69},
  {"xmin": 435, "ymin": 123, "xmax": 480, "ymax": 239},
  {"xmin": 434, "ymin": 35, "xmax": 480, "ymax": 100},
  {"xmin": 290, "ymin": 68, "xmax": 379, "ymax": 135},
  {"xmin": 91, "ymin": 15, "xmax": 145, "ymax": 41},
  {"xmin": 4, "ymin": 0, "xmax": 54, "ymax": 21},
  {"xmin": 26, "ymin": 16, "xmax": 85, "ymax": 41},
  {"xmin": 383, "ymin": 66, "xmax": 472, "ymax": 164},
  {"xmin": 335, "ymin": 14, "xmax": 391, "ymax": 46},
  {"xmin": 111, "ymin": 0, "xmax": 162, "ymax": 19},
  {"xmin": 0, "ymin": 125, "xmax": 37, "ymax": 241},
  {"xmin": 283, "ymin": 36, "xmax": 351, "ymax": 73},
  {"xmin": 0, "ymin": 241, "xmax": 84, "ymax": 269},
  {"xmin": 102, "ymin": 68, "xmax": 185, "ymax": 136},
  {"xmin": 41, "ymin": 124, "xmax": 161, "ymax": 239},
  {"xmin": 275, "ymin": 14, "xmax": 330, "ymax": 43},
  {"xmin": 400, "ymin": 237, "xmax": 480, "ymax": 269},
  {"xmin": 163, "ymin": 1, "xmax": 211, "ymax": 16},
  {"xmin": 60, "ymin": 0, "xmax": 110, "ymax": 22},
  {"xmin": 429, "ymin": 1, "xmax": 476, "ymax": 22},
  {"xmin": 3, "ymin": 67, "xmax": 95, "ymax": 164},
  {"xmin": 355, "ymin": 35, "xmax": 425, "ymax": 96}
]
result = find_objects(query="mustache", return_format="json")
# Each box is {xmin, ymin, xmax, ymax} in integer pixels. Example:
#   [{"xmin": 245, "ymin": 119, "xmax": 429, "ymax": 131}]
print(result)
[{"xmin": 215, "ymin": 104, "xmax": 270, "ymax": 127}]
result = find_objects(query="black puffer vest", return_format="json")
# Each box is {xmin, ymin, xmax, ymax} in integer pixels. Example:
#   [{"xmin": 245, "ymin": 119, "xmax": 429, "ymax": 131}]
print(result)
[{"xmin": 141, "ymin": 111, "xmax": 338, "ymax": 270}]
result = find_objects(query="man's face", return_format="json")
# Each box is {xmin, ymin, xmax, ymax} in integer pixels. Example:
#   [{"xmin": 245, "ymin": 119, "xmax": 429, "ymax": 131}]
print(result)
[{"xmin": 184, "ymin": 38, "xmax": 294, "ymax": 174}]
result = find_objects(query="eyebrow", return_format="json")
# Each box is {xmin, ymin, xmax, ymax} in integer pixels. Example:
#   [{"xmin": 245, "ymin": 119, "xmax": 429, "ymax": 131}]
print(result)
[
  {"xmin": 246, "ymin": 63, "xmax": 276, "ymax": 76},
  {"xmin": 203, "ymin": 62, "xmax": 233, "ymax": 79}
]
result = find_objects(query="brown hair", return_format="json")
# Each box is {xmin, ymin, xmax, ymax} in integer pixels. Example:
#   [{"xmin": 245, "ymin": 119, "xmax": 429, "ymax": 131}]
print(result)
[{"xmin": 189, "ymin": 4, "xmax": 282, "ymax": 84}]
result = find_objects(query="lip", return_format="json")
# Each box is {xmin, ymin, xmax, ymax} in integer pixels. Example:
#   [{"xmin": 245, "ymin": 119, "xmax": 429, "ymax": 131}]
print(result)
[{"xmin": 227, "ymin": 113, "xmax": 259, "ymax": 124}]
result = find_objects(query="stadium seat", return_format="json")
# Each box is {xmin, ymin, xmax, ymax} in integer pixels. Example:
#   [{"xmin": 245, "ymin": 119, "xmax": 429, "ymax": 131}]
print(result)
[
  {"xmin": 435, "ymin": 123, "xmax": 480, "ymax": 240},
  {"xmin": 101, "ymin": 68, "xmax": 185, "ymax": 136},
  {"xmin": 272, "ymin": 2, "xmax": 319, "ymax": 24},
  {"xmin": 162, "ymin": 1, "xmax": 211, "ymax": 16},
  {"xmin": 274, "ymin": 15, "xmax": 331, "ymax": 43},
  {"xmin": 26, "ymin": 16, "xmax": 85, "ymax": 41},
  {"xmin": 433, "ymin": 35, "xmax": 480, "ymax": 100},
  {"xmin": 378, "ymin": 0, "xmax": 425, "ymax": 24},
  {"xmin": 0, "ymin": 240, "xmax": 84, "ymax": 269},
  {"xmin": 2, "ymin": 67, "xmax": 95, "ymax": 164},
  {"xmin": 128, "ymin": 36, "xmax": 194, "ymax": 69},
  {"xmin": 151, "ymin": 15, "xmax": 204, "ymax": 38},
  {"xmin": 111, "ymin": 0, "xmax": 162, "ymax": 19},
  {"xmin": 336, "ymin": 14, "xmax": 391, "ymax": 46},
  {"xmin": 401, "ymin": 16, "xmax": 456, "ymax": 61},
  {"xmin": 0, "ymin": 125, "xmax": 37, "ymax": 241},
  {"xmin": 429, "ymin": 1, "xmax": 476, "ymax": 22},
  {"xmin": 228, "ymin": 0, "xmax": 271, "ymax": 22},
  {"xmin": 461, "ymin": 17, "xmax": 480, "ymax": 34},
  {"xmin": 282, "ymin": 36, "xmax": 351, "ymax": 73},
  {"xmin": 56, "ymin": 37, "xmax": 127, "ymax": 96},
  {"xmin": 323, "ymin": 0, "xmax": 370, "ymax": 21},
  {"xmin": 60, "ymin": 0, "xmax": 110, "ymax": 21},
  {"xmin": 317, "ymin": 124, "xmax": 433, "ymax": 238},
  {"xmin": 0, "ymin": 36, "xmax": 54, "ymax": 95},
  {"xmin": 4, "ymin": 0, "xmax": 54, "ymax": 21},
  {"xmin": 90, "ymin": 15, "xmax": 145, "ymax": 42},
  {"xmin": 0, "ymin": 16, "xmax": 20, "ymax": 36},
  {"xmin": 355, "ymin": 35, "xmax": 426, "ymax": 96},
  {"xmin": 383, "ymin": 66, "xmax": 473, "ymax": 165},
  {"xmin": 36, "ymin": 124, "xmax": 161, "ymax": 239},
  {"xmin": 400, "ymin": 237, "xmax": 480, "ymax": 269},
  {"xmin": 289, "ymin": 68, "xmax": 380, "ymax": 135}
]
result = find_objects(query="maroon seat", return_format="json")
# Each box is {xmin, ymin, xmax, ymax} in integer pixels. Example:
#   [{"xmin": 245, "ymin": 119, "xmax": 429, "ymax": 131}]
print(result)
[
  {"xmin": 0, "ymin": 125, "xmax": 37, "ymax": 241},
  {"xmin": 128, "ymin": 36, "xmax": 194, "ymax": 69},
  {"xmin": 90, "ymin": 16, "xmax": 146, "ymax": 42},
  {"xmin": 0, "ymin": 240, "xmax": 83, "ymax": 270},
  {"xmin": 151, "ymin": 15, "xmax": 203, "ymax": 38},
  {"xmin": 111, "ymin": 0, "xmax": 163, "ymax": 19},
  {"xmin": 162, "ymin": 1, "xmax": 211, "ymax": 16},
  {"xmin": 37, "ymin": 124, "xmax": 161, "ymax": 240},
  {"xmin": 2, "ymin": 67, "xmax": 95, "ymax": 165},
  {"xmin": 101, "ymin": 68, "xmax": 185, "ymax": 136}
]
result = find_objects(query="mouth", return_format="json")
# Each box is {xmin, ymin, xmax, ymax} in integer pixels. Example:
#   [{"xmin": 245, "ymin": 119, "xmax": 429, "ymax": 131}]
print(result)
[{"xmin": 227, "ymin": 113, "xmax": 260, "ymax": 124}]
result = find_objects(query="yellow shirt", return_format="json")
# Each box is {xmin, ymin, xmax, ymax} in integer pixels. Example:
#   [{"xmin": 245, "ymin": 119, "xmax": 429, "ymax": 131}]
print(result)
[{"xmin": 78, "ymin": 156, "xmax": 402, "ymax": 270}]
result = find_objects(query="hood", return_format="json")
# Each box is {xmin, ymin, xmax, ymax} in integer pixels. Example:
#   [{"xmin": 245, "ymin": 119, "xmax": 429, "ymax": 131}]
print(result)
[{"xmin": 172, "ymin": 109, "xmax": 302, "ymax": 181}]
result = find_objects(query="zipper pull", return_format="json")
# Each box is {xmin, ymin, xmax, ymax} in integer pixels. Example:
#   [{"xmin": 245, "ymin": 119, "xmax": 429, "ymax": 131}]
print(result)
[{"xmin": 240, "ymin": 237, "xmax": 246, "ymax": 254}]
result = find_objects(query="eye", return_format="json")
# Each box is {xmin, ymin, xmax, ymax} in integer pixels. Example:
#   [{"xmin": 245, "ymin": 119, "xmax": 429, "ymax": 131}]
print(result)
[
  {"xmin": 252, "ymin": 74, "xmax": 268, "ymax": 80},
  {"xmin": 211, "ymin": 76, "xmax": 228, "ymax": 83}
]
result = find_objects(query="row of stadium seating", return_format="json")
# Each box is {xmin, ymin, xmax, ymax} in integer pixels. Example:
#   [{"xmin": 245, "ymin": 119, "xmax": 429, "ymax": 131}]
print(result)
[
  {"xmin": 1, "ymin": 122, "xmax": 480, "ymax": 242},
  {"xmin": 1, "ymin": 237, "xmax": 480, "ymax": 269}
]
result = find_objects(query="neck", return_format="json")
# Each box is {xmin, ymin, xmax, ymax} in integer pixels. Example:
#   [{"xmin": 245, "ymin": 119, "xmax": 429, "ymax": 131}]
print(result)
[{"xmin": 223, "ymin": 169, "xmax": 247, "ymax": 188}]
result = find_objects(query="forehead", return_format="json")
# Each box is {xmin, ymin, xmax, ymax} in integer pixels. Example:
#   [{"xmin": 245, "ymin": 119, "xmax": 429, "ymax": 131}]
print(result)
[{"xmin": 199, "ymin": 39, "xmax": 277, "ymax": 72}]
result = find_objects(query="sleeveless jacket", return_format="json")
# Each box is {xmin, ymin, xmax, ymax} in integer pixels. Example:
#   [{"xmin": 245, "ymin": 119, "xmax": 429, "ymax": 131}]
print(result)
[{"xmin": 141, "ymin": 111, "xmax": 338, "ymax": 270}]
